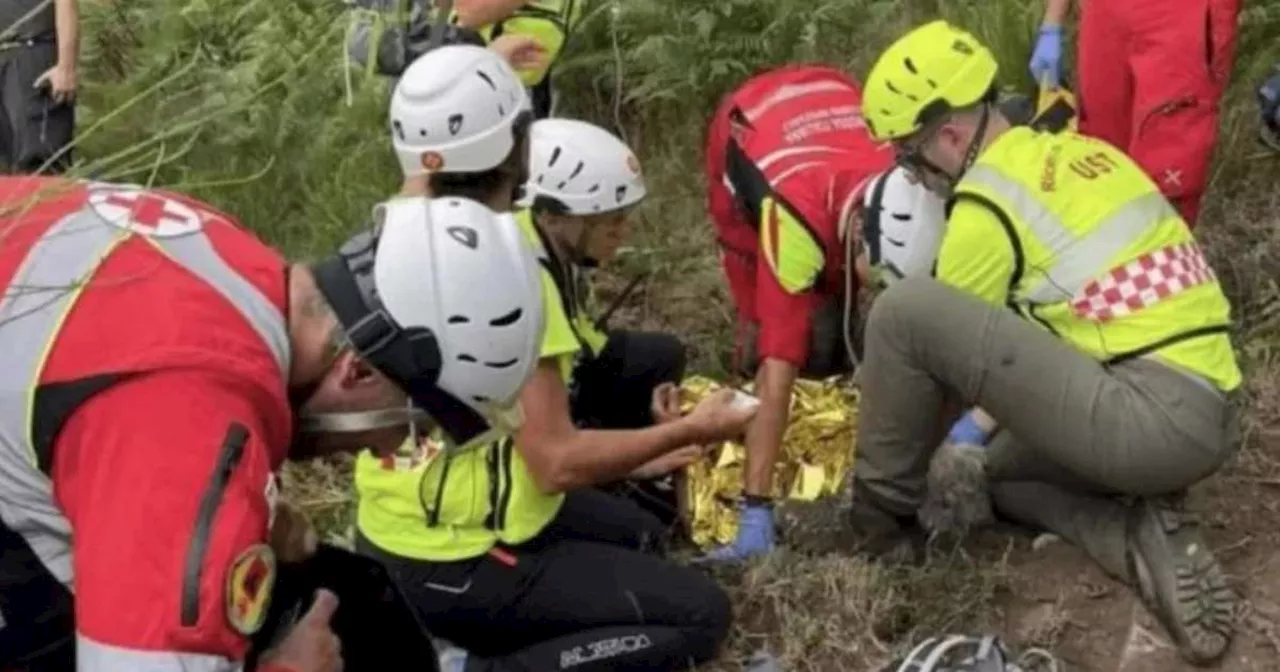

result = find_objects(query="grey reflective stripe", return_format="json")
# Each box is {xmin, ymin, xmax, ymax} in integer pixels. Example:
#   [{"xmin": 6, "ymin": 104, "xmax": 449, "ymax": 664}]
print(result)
[
  {"xmin": 961, "ymin": 164, "xmax": 1075, "ymax": 256},
  {"xmin": 78, "ymin": 634, "xmax": 242, "ymax": 672},
  {"xmin": 0, "ymin": 209, "xmax": 115, "ymax": 588},
  {"xmin": 1022, "ymin": 193, "xmax": 1178, "ymax": 303},
  {"xmin": 157, "ymin": 232, "xmax": 291, "ymax": 377},
  {"xmin": 0, "ymin": 187, "xmax": 290, "ymax": 604},
  {"xmin": 959, "ymin": 164, "xmax": 1179, "ymax": 304}
]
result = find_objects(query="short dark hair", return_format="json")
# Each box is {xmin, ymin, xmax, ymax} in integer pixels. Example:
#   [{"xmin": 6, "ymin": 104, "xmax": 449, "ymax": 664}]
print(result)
[{"xmin": 429, "ymin": 112, "xmax": 534, "ymax": 202}]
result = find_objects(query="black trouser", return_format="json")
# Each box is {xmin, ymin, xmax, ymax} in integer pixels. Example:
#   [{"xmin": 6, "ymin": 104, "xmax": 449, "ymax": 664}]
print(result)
[
  {"xmin": 359, "ymin": 489, "xmax": 733, "ymax": 672},
  {"xmin": 0, "ymin": 40, "xmax": 73, "ymax": 175},
  {"xmin": 249, "ymin": 543, "xmax": 440, "ymax": 672},
  {"xmin": 0, "ymin": 518, "xmax": 75, "ymax": 671},
  {"xmin": 529, "ymin": 75, "xmax": 553, "ymax": 119},
  {"xmin": 570, "ymin": 330, "xmax": 689, "ymax": 528}
]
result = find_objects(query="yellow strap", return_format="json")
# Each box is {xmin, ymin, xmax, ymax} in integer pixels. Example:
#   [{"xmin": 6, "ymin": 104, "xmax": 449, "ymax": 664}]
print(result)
[{"xmin": 759, "ymin": 196, "xmax": 825, "ymax": 294}]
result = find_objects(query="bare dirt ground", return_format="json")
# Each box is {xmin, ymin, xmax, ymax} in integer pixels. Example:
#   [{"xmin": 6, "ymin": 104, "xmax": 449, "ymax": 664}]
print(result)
[
  {"xmin": 995, "ymin": 471, "xmax": 1280, "ymax": 672},
  {"xmin": 696, "ymin": 430, "xmax": 1280, "ymax": 672}
]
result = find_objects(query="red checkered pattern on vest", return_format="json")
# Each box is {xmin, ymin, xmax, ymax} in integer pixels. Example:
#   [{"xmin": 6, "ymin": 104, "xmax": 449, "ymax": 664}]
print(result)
[{"xmin": 1070, "ymin": 242, "xmax": 1216, "ymax": 322}]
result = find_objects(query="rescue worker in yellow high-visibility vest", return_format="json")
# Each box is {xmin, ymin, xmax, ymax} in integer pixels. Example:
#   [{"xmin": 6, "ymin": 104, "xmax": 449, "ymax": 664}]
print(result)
[
  {"xmin": 347, "ymin": 0, "xmax": 583, "ymax": 118},
  {"xmin": 356, "ymin": 48, "xmax": 750, "ymax": 672},
  {"xmin": 453, "ymin": 0, "xmax": 583, "ymax": 118},
  {"xmin": 853, "ymin": 20, "xmax": 1242, "ymax": 665}
]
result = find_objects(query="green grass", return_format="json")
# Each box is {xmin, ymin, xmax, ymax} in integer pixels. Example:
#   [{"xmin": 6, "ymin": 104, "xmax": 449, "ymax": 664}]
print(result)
[{"xmin": 71, "ymin": 0, "xmax": 1280, "ymax": 668}]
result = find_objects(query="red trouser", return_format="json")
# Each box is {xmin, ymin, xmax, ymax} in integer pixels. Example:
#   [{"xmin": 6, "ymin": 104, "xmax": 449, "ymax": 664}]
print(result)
[{"xmin": 1077, "ymin": 0, "xmax": 1240, "ymax": 228}]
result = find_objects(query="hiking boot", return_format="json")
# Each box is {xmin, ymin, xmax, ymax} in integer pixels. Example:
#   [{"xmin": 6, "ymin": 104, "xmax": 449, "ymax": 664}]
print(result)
[
  {"xmin": 848, "ymin": 484, "xmax": 923, "ymax": 564},
  {"xmin": 1125, "ymin": 497, "xmax": 1236, "ymax": 665}
]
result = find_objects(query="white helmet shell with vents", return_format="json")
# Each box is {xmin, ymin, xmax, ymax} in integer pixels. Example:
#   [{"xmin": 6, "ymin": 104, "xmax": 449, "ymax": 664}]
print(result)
[
  {"xmin": 862, "ymin": 165, "xmax": 947, "ymax": 284},
  {"xmin": 373, "ymin": 196, "xmax": 543, "ymax": 413},
  {"xmin": 389, "ymin": 44, "xmax": 531, "ymax": 177},
  {"xmin": 517, "ymin": 118, "xmax": 647, "ymax": 213}
]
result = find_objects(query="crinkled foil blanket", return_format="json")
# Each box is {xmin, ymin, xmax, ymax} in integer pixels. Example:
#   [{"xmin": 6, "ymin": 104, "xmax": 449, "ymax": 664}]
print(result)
[{"xmin": 678, "ymin": 375, "xmax": 859, "ymax": 549}]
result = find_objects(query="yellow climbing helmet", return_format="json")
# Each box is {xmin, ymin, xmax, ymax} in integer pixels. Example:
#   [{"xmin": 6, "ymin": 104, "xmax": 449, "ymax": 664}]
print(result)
[{"xmin": 863, "ymin": 20, "xmax": 1000, "ymax": 142}]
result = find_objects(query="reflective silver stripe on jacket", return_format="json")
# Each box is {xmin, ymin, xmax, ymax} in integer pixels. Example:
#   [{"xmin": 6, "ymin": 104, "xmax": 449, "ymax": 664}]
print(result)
[
  {"xmin": 959, "ymin": 164, "xmax": 1180, "ymax": 304},
  {"xmin": 78, "ymin": 634, "xmax": 245, "ymax": 672},
  {"xmin": 0, "ymin": 184, "xmax": 288, "ymax": 634}
]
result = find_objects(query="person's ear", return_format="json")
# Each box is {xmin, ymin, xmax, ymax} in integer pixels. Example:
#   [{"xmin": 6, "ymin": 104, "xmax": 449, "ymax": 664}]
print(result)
[{"xmin": 932, "ymin": 123, "xmax": 957, "ymax": 153}]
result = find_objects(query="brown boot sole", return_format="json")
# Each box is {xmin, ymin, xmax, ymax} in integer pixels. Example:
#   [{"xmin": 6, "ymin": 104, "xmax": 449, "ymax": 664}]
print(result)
[{"xmin": 1126, "ymin": 500, "xmax": 1236, "ymax": 666}]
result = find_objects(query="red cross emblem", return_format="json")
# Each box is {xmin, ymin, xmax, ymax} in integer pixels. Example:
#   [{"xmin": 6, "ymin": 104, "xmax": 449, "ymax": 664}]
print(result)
[{"xmin": 88, "ymin": 187, "xmax": 203, "ymax": 238}]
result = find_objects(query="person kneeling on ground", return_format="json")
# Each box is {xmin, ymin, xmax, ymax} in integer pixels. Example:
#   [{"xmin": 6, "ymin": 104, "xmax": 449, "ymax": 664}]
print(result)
[
  {"xmin": 0, "ymin": 173, "xmax": 544, "ymax": 671},
  {"xmin": 516, "ymin": 116, "xmax": 693, "ymax": 529},
  {"xmin": 700, "ymin": 63, "xmax": 978, "ymax": 562},
  {"xmin": 355, "ymin": 43, "xmax": 752, "ymax": 672},
  {"xmin": 852, "ymin": 20, "xmax": 1241, "ymax": 665}
]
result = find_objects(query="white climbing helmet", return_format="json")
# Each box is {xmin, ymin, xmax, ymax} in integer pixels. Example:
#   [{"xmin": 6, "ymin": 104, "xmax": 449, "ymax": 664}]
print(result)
[
  {"xmin": 861, "ymin": 165, "xmax": 947, "ymax": 285},
  {"xmin": 374, "ymin": 196, "xmax": 543, "ymax": 412},
  {"xmin": 389, "ymin": 44, "xmax": 532, "ymax": 178},
  {"xmin": 516, "ymin": 118, "xmax": 647, "ymax": 214},
  {"xmin": 890, "ymin": 634, "xmax": 1060, "ymax": 672},
  {"xmin": 308, "ymin": 196, "xmax": 544, "ymax": 448}
]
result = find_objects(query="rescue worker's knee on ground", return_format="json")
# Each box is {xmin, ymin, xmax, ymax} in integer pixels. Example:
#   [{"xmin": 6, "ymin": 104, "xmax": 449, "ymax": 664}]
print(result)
[
  {"xmin": 649, "ymin": 331, "xmax": 688, "ymax": 382},
  {"xmin": 864, "ymin": 276, "xmax": 952, "ymax": 344},
  {"xmin": 686, "ymin": 579, "xmax": 734, "ymax": 660}
]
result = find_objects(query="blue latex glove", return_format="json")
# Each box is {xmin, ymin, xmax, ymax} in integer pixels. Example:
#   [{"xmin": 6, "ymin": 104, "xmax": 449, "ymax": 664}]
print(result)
[
  {"xmin": 1029, "ymin": 25, "xmax": 1063, "ymax": 89},
  {"xmin": 695, "ymin": 503, "xmax": 775, "ymax": 564},
  {"xmin": 947, "ymin": 410, "xmax": 990, "ymax": 446}
]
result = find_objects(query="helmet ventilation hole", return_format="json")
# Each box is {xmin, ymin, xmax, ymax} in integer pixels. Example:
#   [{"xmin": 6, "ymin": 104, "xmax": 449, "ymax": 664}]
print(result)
[
  {"xmin": 549, "ymin": 147, "xmax": 562, "ymax": 166},
  {"xmin": 489, "ymin": 308, "xmax": 523, "ymax": 326},
  {"xmin": 903, "ymin": 57, "xmax": 918, "ymax": 74},
  {"xmin": 476, "ymin": 70, "xmax": 496, "ymax": 89}
]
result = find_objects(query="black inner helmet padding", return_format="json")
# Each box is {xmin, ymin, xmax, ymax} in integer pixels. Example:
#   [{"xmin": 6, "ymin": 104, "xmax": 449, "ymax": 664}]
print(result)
[
  {"xmin": 311, "ymin": 228, "xmax": 492, "ymax": 447},
  {"xmin": 861, "ymin": 170, "xmax": 891, "ymax": 267},
  {"xmin": 914, "ymin": 85, "xmax": 999, "ymax": 130}
]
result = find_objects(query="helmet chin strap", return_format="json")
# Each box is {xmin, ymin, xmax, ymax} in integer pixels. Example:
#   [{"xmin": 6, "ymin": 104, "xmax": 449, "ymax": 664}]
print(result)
[
  {"xmin": 570, "ymin": 222, "xmax": 599, "ymax": 268},
  {"xmin": 296, "ymin": 404, "xmax": 431, "ymax": 434}
]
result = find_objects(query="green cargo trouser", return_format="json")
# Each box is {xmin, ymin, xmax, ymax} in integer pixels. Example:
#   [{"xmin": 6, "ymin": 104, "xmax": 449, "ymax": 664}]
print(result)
[{"xmin": 853, "ymin": 276, "xmax": 1237, "ymax": 576}]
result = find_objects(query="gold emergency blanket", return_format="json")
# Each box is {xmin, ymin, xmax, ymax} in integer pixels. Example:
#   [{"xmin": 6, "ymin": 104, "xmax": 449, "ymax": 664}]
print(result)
[{"xmin": 678, "ymin": 375, "xmax": 858, "ymax": 548}]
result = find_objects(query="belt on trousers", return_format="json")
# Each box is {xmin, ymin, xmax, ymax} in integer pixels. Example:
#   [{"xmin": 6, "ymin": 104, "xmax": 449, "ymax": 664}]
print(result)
[{"xmin": 0, "ymin": 35, "xmax": 53, "ymax": 51}]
